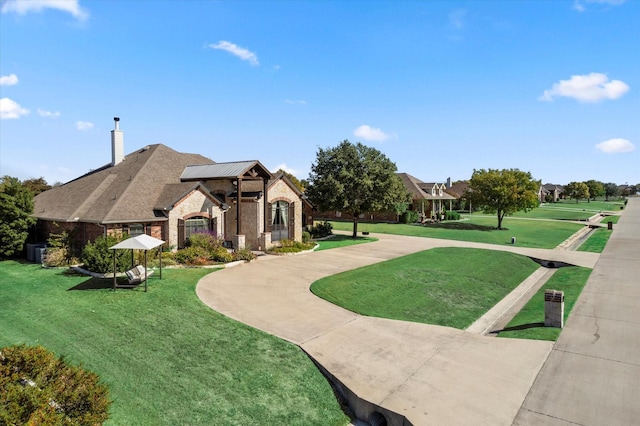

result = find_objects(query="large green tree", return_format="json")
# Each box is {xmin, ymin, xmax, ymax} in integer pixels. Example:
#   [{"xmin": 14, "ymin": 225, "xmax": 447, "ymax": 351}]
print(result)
[
  {"xmin": 603, "ymin": 182, "xmax": 619, "ymax": 201},
  {"xmin": 584, "ymin": 180, "xmax": 604, "ymax": 202},
  {"xmin": 0, "ymin": 176, "xmax": 37, "ymax": 258},
  {"xmin": 565, "ymin": 181, "xmax": 590, "ymax": 203},
  {"xmin": 306, "ymin": 140, "xmax": 410, "ymax": 237},
  {"xmin": 468, "ymin": 168, "xmax": 539, "ymax": 229},
  {"xmin": 21, "ymin": 177, "xmax": 51, "ymax": 196}
]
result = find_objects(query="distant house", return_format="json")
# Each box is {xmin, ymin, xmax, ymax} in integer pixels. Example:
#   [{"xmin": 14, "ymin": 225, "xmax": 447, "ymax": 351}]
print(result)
[
  {"xmin": 538, "ymin": 184, "xmax": 564, "ymax": 203},
  {"xmin": 396, "ymin": 173, "xmax": 457, "ymax": 219},
  {"xmin": 33, "ymin": 118, "xmax": 311, "ymax": 252}
]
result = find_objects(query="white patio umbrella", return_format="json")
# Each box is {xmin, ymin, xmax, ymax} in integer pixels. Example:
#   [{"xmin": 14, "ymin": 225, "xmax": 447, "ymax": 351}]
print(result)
[{"xmin": 110, "ymin": 234, "xmax": 165, "ymax": 291}]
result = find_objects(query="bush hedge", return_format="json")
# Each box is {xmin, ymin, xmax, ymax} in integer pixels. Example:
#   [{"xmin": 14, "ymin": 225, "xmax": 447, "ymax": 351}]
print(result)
[
  {"xmin": 0, "ymin": 344, "xmax": 111, "ymax": 425},
  {"xmin": 309, "ymin": 221, "xmax": 333, "ymax": 238},
  {"xmin": 81, "ymin": 234, "xmax": 130, "ymax": 273}
]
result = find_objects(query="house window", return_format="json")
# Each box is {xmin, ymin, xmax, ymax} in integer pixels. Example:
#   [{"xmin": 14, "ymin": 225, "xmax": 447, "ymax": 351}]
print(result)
[
  {"xmin": 185, "ymin": 217, "xmax": 208, "ymax": 240},
  {"xmin": 128, "ymin": 223, "xmax": 144, "ymax": 237}
]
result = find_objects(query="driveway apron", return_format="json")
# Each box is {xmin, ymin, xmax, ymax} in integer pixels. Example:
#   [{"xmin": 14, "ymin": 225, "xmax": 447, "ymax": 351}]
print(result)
[{"xmin": 196, "ymin": 231, "xmax": 600, "ymax": 424}]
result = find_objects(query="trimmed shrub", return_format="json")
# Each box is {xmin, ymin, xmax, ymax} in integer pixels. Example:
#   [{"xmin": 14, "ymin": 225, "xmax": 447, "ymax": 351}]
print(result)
[
  {"xmin": 0, "ymin": 344, "xmax": 110, "ymax": 425},
  {"xmin": 302, "ymin": 231, "xmax": 311, "ymax": 243},
  {"xmin": 309, "ymin": 221, "xmax": 333, "ymax": 238},
  {"xmin": 445, "ymin": 211, "xmax": 460, "ymax": 221},
  {"xmin": 187, "ymin": 232, "xmax": 224, "ymax": 252},
  {"xmin": 400, "ymin": 210, "xmax": 419, "ymax": 224},
  {"xmin": 233, "ymin": 248, "xmax": 256, "ymax": 262},
  {"xmin": 270, "ymin": 239, "xmax": 315, "ymax": 254},
  {"xmin": 81, "ymin": 234, "xmax": 130, "ymax": 274},
  {"xmin": 211, "ymin": 247, "xmax": 233, "ymax": 263},
  {"xmin": 173, "ymin": 246, "xmax": 210, "ymax": 265}
]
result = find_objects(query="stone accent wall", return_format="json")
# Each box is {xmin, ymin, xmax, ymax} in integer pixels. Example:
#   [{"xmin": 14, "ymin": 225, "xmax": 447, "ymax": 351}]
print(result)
[
  {"xmin": 169, "ymin": 189, "xmax": 223, "ymax": 248},
  {"xmin": 268, "ymin": 180, "xmax": 302, "ymax": 242}
]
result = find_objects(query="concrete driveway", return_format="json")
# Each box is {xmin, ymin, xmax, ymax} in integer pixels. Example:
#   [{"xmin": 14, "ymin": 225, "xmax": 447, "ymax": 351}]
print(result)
[{"xmin": 196, "ymin": 233, "xmax": 601, "ymax": 424}]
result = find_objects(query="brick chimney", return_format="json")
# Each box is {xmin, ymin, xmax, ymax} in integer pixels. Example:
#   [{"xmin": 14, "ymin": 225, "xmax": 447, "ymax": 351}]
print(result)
[{"xmin": 111, "ymin": 117, "xmax": 124, "ymax": 166}]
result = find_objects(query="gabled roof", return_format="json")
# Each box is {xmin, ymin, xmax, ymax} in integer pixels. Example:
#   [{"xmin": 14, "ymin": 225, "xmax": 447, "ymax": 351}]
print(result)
[
  {"xmin": 268, "ymin": 172, "xmax": 314, "ymax": 209},
  {"xmin": 397, "ymin": 173, "xmax": 429, "ymax": 200},
  {"xmin": 34, "ymin": 144, "xmax": 213, "ymax": 224},
  {"xmin": 153, "ymin": 182, "xmax": 223, "ymax": 211},
  {"xmin": 181, "ymin": 160, "xmax": 272, "ymax": 181},
  {"xmin": 396, "ymin": 173, "xmax": 456, "ymax": 201},
  {"xmin": 447, "ymin": 181, "xmax": 469, "ymax": 198}
]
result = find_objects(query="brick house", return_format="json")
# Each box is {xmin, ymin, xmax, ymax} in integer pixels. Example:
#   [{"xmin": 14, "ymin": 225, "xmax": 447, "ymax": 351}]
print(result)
[
  {"xmin": 33, "ymin": 118, "xmax": 311, "ymax": 252},
  {"xmin": 396, "ymin": 173, "xmax": 457, "ymax": 219}
]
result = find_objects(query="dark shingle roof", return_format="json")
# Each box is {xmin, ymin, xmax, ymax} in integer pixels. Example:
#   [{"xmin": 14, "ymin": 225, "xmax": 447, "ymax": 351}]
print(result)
[
  {"xmin": 396, "ymin": 173, "xmax": 455, "ymax": 200},
  {"xmin": 34, "ymin": 144, "xmax": 213, "ymax": 224}
]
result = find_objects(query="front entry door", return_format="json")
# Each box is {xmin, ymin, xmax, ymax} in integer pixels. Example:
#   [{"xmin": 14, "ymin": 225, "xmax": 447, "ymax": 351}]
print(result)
[{"xmin": 271, "ymin": 201, "xmax": 289, "ymax": 241}]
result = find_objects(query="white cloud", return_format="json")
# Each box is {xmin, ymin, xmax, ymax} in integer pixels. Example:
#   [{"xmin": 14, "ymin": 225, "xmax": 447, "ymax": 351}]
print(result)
[
  {"xmin": 449, "ymin": 8, "xmax": 467, "ymax": 30},
  {"xmin": 574, "ymin": 0, "xmax": 626, "ymax": 12},
  {"xmin": 1, "ymin": 0, "xmax": 89, "ymax": 20},
  {"xmin": 285, "ymin": 99, "xmax": 307, "ymax": 105},
  {"xmin": 272, "ymin": 163, "xmax": 299, "ymax": 177},
  {"xmin": 595, "ymin": 138, "xmax": 635, "ymax": 153},
  {"xmin": 76, "ymin": 120, "xmax": 93, "ymax": 130},
  {"xmin": 0, "ymin": 74, "xmax": 19, "ymax": 86},
  {"xmin": 38, "ymin": 108, "xmax": 61, "ymax": 118},
  {"xmin": 539, "ymin": 73, "xmax": 629, "ymax": 103},
  {"xmin": 1, "ymin": 97, "xmax": 30, "ymax": 119},
  {"xmin": 208, "ymin": 40, "xmax": 259, "ymax": 66},
  {"xmin": 354, "ymin": 124, "xmax": 392, "ymax": 142}
]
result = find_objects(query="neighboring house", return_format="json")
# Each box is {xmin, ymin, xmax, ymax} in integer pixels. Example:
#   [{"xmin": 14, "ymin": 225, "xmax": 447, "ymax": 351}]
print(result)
[
  {"xmin": 538, "ymin": 184, "xmax": 564, "ymax": 203},
  {"xmin": 33, "ymin": 119, "xmax": 311, "ymax": 252},
  {"xmin": 315, "ymin": 172, "xmax": 459, "ymax": 223},
  {"xmin": 396, "ymin": 173, "xmax": 457, "ymax": 219}
]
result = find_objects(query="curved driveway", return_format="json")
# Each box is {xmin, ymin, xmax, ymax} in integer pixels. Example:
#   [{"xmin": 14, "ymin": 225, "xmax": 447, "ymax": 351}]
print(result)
[{"xmin": 196, "ymin": 234, "xmax": 599, "ymax": 424}]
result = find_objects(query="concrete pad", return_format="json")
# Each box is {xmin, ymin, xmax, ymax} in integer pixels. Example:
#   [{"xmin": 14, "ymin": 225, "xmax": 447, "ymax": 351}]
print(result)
[
  {"xmin": 302, "ymin": 317, "xmax": 552, "ymax": 425},
  {"xmin": 516, "ymin": 198, "xmax": 640, "ymax": 426},
  {"xmin": 553, "ymin": 314, "xmax": 640, "ymax": 365},
  {"xmin": 516, "ymin": 350, "xmax": 640, "ymax": 425},
  {"xmin": 571, "ymin": 290, "xmax": 640, "ymax": 323}
]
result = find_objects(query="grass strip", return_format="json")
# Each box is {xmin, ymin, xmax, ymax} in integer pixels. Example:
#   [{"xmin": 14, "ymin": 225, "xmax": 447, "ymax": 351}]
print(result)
[
  {"xmin": 311, "ymin": 247, "xmax": 539, "ymax": 329},
  {"xmin": 0, "ymin": 261, "xmax": 349, "ymax": 426},
  {"xmin": 497, "ymin": 266, "xmax": 592, "ymax": 341},
  {"xmin": 316, "ymin": 235, "xmax": 377, "ymax": 251},
  {"xmin": 327, "ymin": 216, "xmax": 582, "ymax": 249}
]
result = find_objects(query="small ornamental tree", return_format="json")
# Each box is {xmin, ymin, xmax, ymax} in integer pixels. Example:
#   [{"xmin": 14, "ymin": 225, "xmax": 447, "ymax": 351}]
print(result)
[
  {"xmin": 0, "ymin": 344, "xmax": 111, "ymax": 425},
  {"xmin": 565, "ymin": 181, "xmax": 590, "ymax": 203},
  {"xmin": 468, "ymin": 168, "xmax": 540, "ymax": 229},
  {"xmin": 0, "ymin": 176, "xmax": 37, "ymax": 258},
  {"xmin": 306, "ymin": 140, "xmax": 411, "ymax": 237}
]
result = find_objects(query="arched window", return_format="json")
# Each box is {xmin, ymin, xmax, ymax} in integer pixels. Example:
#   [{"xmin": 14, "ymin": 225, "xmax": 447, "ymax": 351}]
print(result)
[{"xmin": 185, "ymin": 216, "xmax": 208, "ymax": 239}]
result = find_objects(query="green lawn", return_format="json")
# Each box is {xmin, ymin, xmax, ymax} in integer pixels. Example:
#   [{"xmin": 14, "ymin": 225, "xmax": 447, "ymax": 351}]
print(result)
[
  {"xmin": 328, "ymin": 215, "xmax": 583, "ymax": 249},
  {"xmin": 315, "ymin": 235, "xmax": 377, "ymax": 251},
  {"xmin": 497, "ymin": 266, "xmax": 592, "ymax": 341},
  {"xmin": 0, "ymin": 261, "xmax": 349, "ymax": 426},
  {"xmin": 311, "ymin": 248, "xmax": 539, "ymax": 329},
  {"xmin": 545, "ymin": 198, "xmax": 625, "ymax": 212}
]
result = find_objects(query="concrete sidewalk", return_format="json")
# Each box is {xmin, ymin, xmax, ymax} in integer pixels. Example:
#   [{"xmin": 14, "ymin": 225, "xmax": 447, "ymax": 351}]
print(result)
[
  {"xmin": 515, "ymin": 198, "xmax": 640, "ymax": 425},
  {"xmin": 196, "ymin": 232, "xmax": 602, "ymax": 424}
]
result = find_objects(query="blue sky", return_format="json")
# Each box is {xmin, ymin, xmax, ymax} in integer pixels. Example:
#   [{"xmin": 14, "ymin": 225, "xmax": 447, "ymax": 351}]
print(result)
[{"xmin": 1, "ymin": 0, "xmax": 638, "ymax": 186}]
